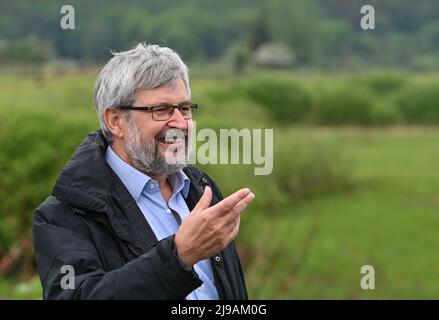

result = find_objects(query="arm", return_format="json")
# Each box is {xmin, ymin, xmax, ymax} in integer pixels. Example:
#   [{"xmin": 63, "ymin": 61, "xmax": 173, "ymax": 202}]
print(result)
[{"xmin": 33, "ymin": 199, "xmax": 202, "ymax": 300}]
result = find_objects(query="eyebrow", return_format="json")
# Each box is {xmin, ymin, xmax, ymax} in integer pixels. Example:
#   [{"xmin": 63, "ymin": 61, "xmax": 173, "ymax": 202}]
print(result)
[{"xmin": 151, "ymin": 100, "xmax": 193, "ymax": 106}]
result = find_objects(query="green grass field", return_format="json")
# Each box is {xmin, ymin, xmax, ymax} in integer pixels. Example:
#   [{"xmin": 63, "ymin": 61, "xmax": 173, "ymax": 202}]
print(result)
[
  {"xmin": 240, "ymin": 127, "xmax": 439, "ymax": 299},
  {"xmin": 0, "ymin": 70, "xmax": 438, "ymax": 299}
]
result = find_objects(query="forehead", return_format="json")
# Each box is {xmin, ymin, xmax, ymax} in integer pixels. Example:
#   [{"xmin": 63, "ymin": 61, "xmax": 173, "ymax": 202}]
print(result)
[{"xmin": 134, "ymin": 77, "xmax": 190, "ymax": 105}]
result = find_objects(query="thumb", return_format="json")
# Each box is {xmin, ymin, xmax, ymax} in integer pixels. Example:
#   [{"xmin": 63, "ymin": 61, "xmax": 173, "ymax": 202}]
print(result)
[{"xmin": 193, "ymin": 186, "xmax": 212, "ymax": 212}]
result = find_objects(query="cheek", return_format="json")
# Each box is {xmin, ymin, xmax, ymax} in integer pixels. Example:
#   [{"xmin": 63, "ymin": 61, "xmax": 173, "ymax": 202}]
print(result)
[
  {"xmin": 134, "ymin": 120, "xmax": 162, "ymax": 141},
  {"xmin": 140, "ymin": 125, "xmax": 167, "ymax": 153}
]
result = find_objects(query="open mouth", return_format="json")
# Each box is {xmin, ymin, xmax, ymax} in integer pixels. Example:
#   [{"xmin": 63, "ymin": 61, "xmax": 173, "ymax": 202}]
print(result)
[
  {"xmin": 155, "ymin": 129, "xmax": 187, "ymax": 145},
  {"xmin": 156, "ymin": 136, "xmax": 185, "ymax": 144}
]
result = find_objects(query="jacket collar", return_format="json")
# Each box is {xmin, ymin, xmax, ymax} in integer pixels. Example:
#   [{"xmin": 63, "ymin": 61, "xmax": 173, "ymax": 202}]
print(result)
[{"xmin": 52, "ymin": 130, "xmax": 113, "ymax": 212}]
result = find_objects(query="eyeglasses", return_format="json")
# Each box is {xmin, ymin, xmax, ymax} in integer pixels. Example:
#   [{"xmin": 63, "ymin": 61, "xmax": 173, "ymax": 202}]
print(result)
[{"xmin": 117, "ymin": 102, "xmax": 197, "ymax": 121}]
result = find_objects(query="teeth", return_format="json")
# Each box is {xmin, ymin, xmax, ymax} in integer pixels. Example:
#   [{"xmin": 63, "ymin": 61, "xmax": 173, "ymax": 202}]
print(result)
[
  {"xmin": 161, "ymin": 136, "xmax": 183, "ymax": 143},
  {"xmin": 158, "ymin": 130, "xmax": 186, "ymax": 143}
]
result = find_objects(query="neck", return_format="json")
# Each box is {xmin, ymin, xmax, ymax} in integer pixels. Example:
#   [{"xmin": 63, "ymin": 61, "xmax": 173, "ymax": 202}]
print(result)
[
  {"xmin": 149, "ymin": 174, "xmax": 168, "ymax": 187},
  {"xmin": 110, "ymin": 141, "xmax": 131, "ymax": 165}
]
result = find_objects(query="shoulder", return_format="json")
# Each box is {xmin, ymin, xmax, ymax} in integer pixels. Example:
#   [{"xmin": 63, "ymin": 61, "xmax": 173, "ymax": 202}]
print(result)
[{"xmin": 33, "ymin": 195, "xmax": 85, "ymax": 231}]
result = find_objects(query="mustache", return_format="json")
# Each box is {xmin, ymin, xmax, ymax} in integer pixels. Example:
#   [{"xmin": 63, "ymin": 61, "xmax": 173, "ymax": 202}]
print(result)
[{"xmin": 155, "ymin": 128, "xmax": 188, "ymax": 141}]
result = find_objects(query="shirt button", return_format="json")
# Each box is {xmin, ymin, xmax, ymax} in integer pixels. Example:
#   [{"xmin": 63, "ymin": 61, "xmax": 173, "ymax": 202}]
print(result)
[{"xmin": 166, "ymin": 208, "xmax": 172, "ymax": 215}]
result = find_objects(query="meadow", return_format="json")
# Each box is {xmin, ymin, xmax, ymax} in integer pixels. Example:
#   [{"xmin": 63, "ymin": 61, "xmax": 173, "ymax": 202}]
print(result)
[{"xmin": 0, "ymin": 68, "xmax": 438, "ymax": 299}]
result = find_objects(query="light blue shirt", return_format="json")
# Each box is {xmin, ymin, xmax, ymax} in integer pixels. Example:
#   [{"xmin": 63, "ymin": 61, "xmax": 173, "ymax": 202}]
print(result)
[{"xmin": 105, "ymin": 146, "xmax": 219, "ymax": 300}]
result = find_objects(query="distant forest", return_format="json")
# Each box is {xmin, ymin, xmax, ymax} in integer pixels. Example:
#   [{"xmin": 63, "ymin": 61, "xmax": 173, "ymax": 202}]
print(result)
[{"xmin": 1, "ymin": 0, "xmax": 439, "ymax": 69}]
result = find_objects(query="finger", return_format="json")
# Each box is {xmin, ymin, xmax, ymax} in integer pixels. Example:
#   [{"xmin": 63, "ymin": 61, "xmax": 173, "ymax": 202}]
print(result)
[
  {"xmin": 224, "ymin": 214, "xmax": 241, "ymax": 230},
  {"xmin": 227, "ymin": 216, "xmax": 241, "ymax": 243},
  {"xmin": 234, "ymin": 192, "xmax": 255, "ymax": 214},
  {"xmin": 216, "ymin": 217, "xmax": 240, "ymax": 250},
  {"xmin": 210, "ymin": 188, "xmax": 252, "ymax": 216},
  {"xmin": 223, "ymin": 192, "xmax": 255, "ymax": 223},
  {"xmin": 193, "ymin": 186, "xmax": 212, "ymax": 212}
]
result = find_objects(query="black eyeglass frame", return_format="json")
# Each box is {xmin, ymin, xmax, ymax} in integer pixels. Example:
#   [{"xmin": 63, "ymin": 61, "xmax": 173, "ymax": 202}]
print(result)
[{"xmin": 116, "ymin": 102, "xmax": 198, "ymax": 121}]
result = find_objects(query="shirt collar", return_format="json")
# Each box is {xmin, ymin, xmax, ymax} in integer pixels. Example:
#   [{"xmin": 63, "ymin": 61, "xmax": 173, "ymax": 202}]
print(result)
[
  {"xmin": 169, "ymin": 169, "xmax": 190, "ymax": 198},
  {"xmin": 105, "ymin": 145, "xmax": 190, "ymax": 201}
]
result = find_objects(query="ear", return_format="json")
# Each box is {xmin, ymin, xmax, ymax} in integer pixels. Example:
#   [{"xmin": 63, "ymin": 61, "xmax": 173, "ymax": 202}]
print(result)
[{"xmin": 103, "ymin": 107, "xmax": 125, "ymax": 139}]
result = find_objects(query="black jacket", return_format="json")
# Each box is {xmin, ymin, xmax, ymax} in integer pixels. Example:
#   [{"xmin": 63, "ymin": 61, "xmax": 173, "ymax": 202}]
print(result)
[{"xmin": 32, "ymin": 130, "xmax": 248, "ymax": 300}]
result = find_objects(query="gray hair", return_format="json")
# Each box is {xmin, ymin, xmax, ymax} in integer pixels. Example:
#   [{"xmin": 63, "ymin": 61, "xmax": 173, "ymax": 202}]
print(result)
[{"xmin": 93, "ymin": 43, "xmax": 191, "ymax": 140}]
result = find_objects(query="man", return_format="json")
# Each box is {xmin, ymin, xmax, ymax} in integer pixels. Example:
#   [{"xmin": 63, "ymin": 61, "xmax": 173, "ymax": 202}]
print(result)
[{"xmin": 32, "ymin": 43, "xmax": 254, "ymax": 300}]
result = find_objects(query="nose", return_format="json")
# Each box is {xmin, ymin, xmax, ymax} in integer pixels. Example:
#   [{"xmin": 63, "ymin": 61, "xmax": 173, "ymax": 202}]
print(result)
[{"xmin": 167, "ymin": 107, "xmax": 188, "ymax": 129}]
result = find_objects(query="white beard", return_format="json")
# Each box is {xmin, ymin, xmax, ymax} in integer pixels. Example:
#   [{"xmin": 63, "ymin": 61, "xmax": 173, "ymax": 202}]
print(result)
[{"xmin": 124, "ymin": 119, "xmax": 188, "ymax": 177}]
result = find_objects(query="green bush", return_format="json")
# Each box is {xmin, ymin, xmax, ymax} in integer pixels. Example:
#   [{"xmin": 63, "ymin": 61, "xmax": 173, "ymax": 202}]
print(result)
[
  {"xmin": 242, "ymin": 78, "xmax": 312, "ymax": 124},
  {"xmin": 312, "ymin": 85, "xmax": 374, "ymax": 125},
  {"xmin": 202, "ymin": 74, "xmax": 412, "ymax": 126},
  {"xmin": 0, "ymin": 108, "xmax": 96, "ymax": 253},
  {"xmin": 353, "ymin": 72, "xmax": 409, "ymax": 96},
  {"xmin": 203, "ymin": 83, "xmax": 246, "ymax": 104},
  {"xmin": 396, "ymin": 82, "xmax": 439, "ymax": 124},
  {"xmin": 370, "ymin": 100, "xmax": 402, "ymax": 125},
  {"xmin": 272, "ymin": 131, "xmax": 353, "ymax": 201}
]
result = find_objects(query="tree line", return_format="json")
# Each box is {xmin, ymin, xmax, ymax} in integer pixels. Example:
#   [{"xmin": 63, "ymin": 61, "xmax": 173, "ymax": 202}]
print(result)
[{"xmin": 1, "ymin": 0, "xmax": 439, "ymax": 69}]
